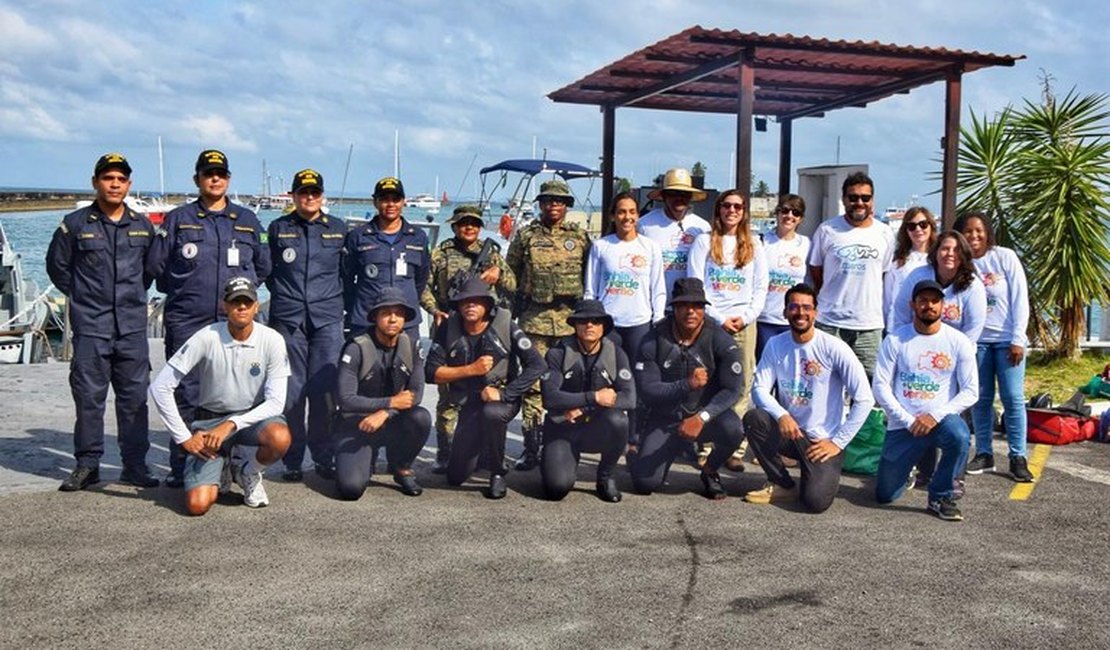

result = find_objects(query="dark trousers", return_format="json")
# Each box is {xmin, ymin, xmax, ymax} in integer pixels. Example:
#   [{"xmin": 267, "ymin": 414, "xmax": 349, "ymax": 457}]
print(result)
[
  {"xmin": 540, "ymin": 409, "xmax": 629, "ymax": 500},
  {"xmin": 275, "ymin": 319, "xmax": 343, "ymax": 470},
  {"xmin": 743, "ymin": 408, "xmax": 843, "ymax": 513},
  {"xmin": 755, "ymin": 322, "xmax": 790, "ymax": 364},
  {"xmin": 165, "ymin": 323, "xmax": 206, "ymax": 478},
  {"xmin": 69, "ymin": 331, "xmax": 150, "ymax": 469},
  {"xmin": 334, "ymin": 407, "xmax": 431, "ymax": 500},
  {"xmin": 447, "ymin": 400, "xmax": 519, "ymax": 486},
  {"xmin": 631, "ymin": 409, "xmax": 743, "ymax": 494},
  {"xmin": 613, "ymin": 322, "xmax": 652, "ymax": 446}
]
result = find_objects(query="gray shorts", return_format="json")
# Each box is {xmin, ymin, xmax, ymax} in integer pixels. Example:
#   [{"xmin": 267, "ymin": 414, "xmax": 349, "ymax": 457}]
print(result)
[{"xmin": 183, "ymin": 415, "xmax": 287, "ymax": 491}]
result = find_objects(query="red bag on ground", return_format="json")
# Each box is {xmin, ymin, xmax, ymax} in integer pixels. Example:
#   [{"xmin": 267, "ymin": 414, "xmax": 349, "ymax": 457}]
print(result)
[{"xmin": 1026, "ymin": 408, "xmax": 1097, "ymax": 445}]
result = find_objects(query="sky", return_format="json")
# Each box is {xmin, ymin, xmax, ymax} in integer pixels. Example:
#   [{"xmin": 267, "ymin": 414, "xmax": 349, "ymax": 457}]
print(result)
[{"xmin": 1, "ymin": 0, "xmax": 1106, "ymax": 212}]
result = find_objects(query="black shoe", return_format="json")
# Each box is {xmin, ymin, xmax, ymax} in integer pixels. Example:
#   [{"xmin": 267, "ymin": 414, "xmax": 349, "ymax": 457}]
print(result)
[
  {"xmin": 1010, "ymin": 456, "xmax": 1035, "ymax": 483},
  {"xmin": 283, "ymin": 468, "xmax": 304, "ymax": 482},
  {"xmin": 486, "ymin": 474, "xmax": 507, "ymax": 499},
  {"xmin": 164, "ymin": 473, "xmax": 185, "ymax": 489},
  {"xmin": 394, "ymin": 473, "xmax": 424, "ymax": 497},
  {"xmin": 965, "ymin": 453, "xmax": 995, "ymax": 474},
  {"xmin": 314, "ymin": 463, "xmax": 336, "ymax": 480},
  {"xmin": 927, "ymin": 496, "xmax": 964, "ymax": 521},
  {"xmin": 59, "ymin": 466, "xmax": 99, "ymax": 492},
  {"xmin": 119, "ymin": 466, "xmax": 159, "ymax": 488},
  {"xmin": 514, "ymin": 450, "xmax": 539, "ymax": 472},
  {"xmin": 431, "ymin": 449, "xmax": 450, "ymax": 474},
  {"xmin": 700, "ymin": 471, "xmax": 727, "ymax": 500},
  {"xmin": 596, "ymin": 477, "xmax": 622, "ymax": 503}
]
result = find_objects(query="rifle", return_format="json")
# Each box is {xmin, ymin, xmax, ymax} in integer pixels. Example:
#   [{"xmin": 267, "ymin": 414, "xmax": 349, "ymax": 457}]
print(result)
[{"xmin": 447, "ymin": 238, "xmax": 501, "ymax": 306}]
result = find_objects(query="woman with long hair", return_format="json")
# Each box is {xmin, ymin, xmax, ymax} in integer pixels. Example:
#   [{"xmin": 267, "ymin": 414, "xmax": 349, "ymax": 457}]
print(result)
[
  {"xmin": 955, "ymin": 211, "xmax": 1033, "ymax": 483},
  {"xmin": 687, "ymin": 189, "xmax": 768, "ymax": 470},
  {"xmin": 883, "ymin": 207, "xmax": 938, "ymax": 330},
  {"xmin": 755, "ymin": 193, "xmax": 811, "ymax": 361},
  {"xmin": 584, "ymin": 191, "xmax": 665, "ymax": 454}
]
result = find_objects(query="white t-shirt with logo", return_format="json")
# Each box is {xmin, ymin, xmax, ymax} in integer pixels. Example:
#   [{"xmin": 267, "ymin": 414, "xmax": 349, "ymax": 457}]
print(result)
[
  {"xmin": 687, "ymin": 233, "xmax": 769, "ymax": 325},
  {"xmin": 808, "ymin": 215, "xmax": 894, "ymax": 330},
  {"xmin": 974, "ymin": 246, "xmax": 1030, "ymax": 347},
  {"xmin": 752, "ymin": 329, "xmax": 874, "ymax": 449},
  {"xmin": 872, "ymin": 323, "xmax": 978, "ymax": 431},
  {"xmin": 758, "ymin": 231, "xmax": 811, "ymax": 325},
  {"xmin": 892, "ymin": 264, "xmax": 988, "ymax": 342},
  {"xmin": 584, "ymin": 233, "xmax": 665, "ymax": 327},
  {"xmin": 883, "ymin": 250, "xmax": 928, "ymax": 330},
  {"xmin": 638, "ymin": 207, "xmax": 710, "ymax": 301}
]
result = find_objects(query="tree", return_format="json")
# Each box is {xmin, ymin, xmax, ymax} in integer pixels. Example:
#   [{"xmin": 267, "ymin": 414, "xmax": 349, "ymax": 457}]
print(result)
[
  {"xmin": 955, "ymin": 85, "xmax": 1110, "ymax": 358},
  {"xmin": 753, "ymin": 179, "xmax": 772, "ymax": 197}
]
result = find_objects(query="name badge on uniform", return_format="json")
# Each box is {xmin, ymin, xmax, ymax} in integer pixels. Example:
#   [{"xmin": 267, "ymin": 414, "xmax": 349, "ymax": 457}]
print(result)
[
  {"xmin": 395, "ymin": 252, "xmax": 407, "ymax": 277},
  {"xmin": 227, "ymin": 244, "xmax": 240, "ymax": 267}
]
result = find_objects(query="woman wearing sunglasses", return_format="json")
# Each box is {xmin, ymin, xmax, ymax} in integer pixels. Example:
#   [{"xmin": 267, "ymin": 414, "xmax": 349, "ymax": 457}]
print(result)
[
  {"xmin": 755, "ymin": 194, "xmax": 811, "ymax": 361},
  {"xmin": 687, "ymin": 189, "xmax": 768, "ymax": 470},
  {"xmin": 883, "ymin": 207, "xmax": 938, "ymax": 332}
]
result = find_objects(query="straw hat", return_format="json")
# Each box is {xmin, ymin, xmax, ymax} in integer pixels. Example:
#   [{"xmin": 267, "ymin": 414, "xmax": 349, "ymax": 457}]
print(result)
[{"xmin": 647, "ymin": 168, "xmax": 707, "ymax": 201}]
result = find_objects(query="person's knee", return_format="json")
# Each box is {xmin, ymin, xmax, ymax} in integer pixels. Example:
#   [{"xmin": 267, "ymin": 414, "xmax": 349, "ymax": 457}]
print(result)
[
  {"xmin": 185, "ymin": 488, "xmax": 216, "ymax": 516},
  {"xmin": 260, "ymin": 422, "xmax": 293, "ymax": 454},
  {"xmin": 629, "ymin": 461, "xmax": 661, "ymax": 495},
  {"xmin": 803, "ymin": 489, "xmax": 836, "ymax": 513},
  {"xmin": 408, "ymin": 407, "xmax": 432, "ymax": 433},
  {"xmin": 335, "ymin": 477, "xmax": 366, "ymax": 501}
]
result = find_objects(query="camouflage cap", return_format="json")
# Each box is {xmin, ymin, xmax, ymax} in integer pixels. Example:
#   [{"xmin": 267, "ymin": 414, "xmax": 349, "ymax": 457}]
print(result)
[
  {"xmin": 449, "ymin": 204, "xmax": 484, "ymax": 226},
  {"xmin": 536, "ymin": 179, "xmax": 575, "ymax": 207}
]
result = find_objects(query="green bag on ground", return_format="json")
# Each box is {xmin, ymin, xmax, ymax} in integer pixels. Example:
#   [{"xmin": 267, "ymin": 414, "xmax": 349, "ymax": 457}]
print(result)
[
  {"xmin": 1080, "ymin": 375, "xmax": 1110, "ymax": 399},
  {"xmin": 842, "ymin": 408, "xmax": 886, "ymax": 475}
]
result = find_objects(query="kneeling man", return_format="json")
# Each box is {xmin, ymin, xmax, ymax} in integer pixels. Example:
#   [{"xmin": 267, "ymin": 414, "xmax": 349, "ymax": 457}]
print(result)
[
  {"xmin": 540, "ymin": 299, "xmax": 635, "ymax": 502},
  {"xmin": 150, "ymin": 277, "xmax": 292, "ymax": 515},
  {"xmin": 334, "ymin": 287, "xmax": 431, "ymax": 499},
  {"xmin": 874, "ymin": 280, "xmax": 977, "ymax": 522},
  {"xmin": 743, "ymin": 283, "xmax": 873, "ymax": 512}
]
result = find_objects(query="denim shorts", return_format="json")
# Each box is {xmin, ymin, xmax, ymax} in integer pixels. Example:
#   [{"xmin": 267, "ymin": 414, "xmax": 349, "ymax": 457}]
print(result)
[{"xmin": 183, "ymin": 415, "xmax": 287, "ymax": 490}]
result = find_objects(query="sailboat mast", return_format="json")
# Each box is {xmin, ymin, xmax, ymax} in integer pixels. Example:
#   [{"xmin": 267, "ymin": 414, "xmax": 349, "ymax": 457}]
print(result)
[{"xmin": 157, "ymin": 136, "xmax": 165, "ymax": 198}]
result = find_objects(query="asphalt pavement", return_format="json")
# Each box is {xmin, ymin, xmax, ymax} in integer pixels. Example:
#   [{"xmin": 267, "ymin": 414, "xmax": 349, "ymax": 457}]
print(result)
[{"xmin": 2, "ymin": 343, "xmax": 1109, "ymax": 649}]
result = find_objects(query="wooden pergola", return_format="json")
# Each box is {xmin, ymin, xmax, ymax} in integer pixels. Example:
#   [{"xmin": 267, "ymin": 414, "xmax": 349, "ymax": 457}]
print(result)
[{"xmin": 548, "ymin": 26, "xmax": 1023, "ymax": 228}]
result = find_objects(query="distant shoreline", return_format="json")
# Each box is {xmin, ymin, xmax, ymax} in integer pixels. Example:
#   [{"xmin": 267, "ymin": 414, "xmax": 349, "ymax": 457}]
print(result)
[{"xmin": 0, "ymin": 192, "xmax": 377, "ymax": 213}]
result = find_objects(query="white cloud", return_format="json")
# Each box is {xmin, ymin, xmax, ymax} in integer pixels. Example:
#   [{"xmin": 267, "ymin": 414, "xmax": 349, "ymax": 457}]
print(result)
[{"xmin": 178, "ymin": 114, "xmax": 257, "ymax": 153}]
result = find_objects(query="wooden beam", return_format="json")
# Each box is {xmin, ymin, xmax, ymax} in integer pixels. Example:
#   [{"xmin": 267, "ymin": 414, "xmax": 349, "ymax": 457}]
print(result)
[
  {"xmin": 778, "ymin": 69, "xmax": 948, "ymax": 120},
  {"xmin": 941, "ymin": 65, "xmax": 963, "ymax": 229},
  {"xmin": 601, "ymin": 105, "xmax": 616, "ymax": 235},
  {"xmin": 614, "ymin": 51, "xmax": 744, "ymax": 108},
  {"xmin": 778, "ymin": 119, "xmax": 793, "ymax": 196},
  {"xmin": 737, "ymin": 47, "xmax": 755, "ymax": 207},
  {"xmin": 690, "ymin": 33, "xmax": 1020, "ymax": 66}
]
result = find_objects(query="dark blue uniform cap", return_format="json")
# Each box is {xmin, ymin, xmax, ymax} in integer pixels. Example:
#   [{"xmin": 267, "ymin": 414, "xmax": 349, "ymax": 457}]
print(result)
[
  {"xmin": 223, "ymin": 276, "xmax": 257, "ymax": 302},
  {"xmin": 373, "ymin": 176, "xmax": 405, "ymax": 199},
  {"xmin": 94, "ymin": 153, "xmax": 131, "ymax": 177},
  {"xmin": 196, "ymin": 149, "xmax": 230, "ymax": 174},
  {"xmin": 292, "ymin": 169, "xmax": 324, "ymax": 193}
]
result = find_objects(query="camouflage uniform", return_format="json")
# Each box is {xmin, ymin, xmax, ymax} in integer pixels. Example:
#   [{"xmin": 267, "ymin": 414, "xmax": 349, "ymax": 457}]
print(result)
[
  {"xmin": 420, "ymin": 233, "xmax": 516, "ymax": 467},
  {"xmin": 505, "ymin": 214, "xmax": 590, "ymax": 464}
]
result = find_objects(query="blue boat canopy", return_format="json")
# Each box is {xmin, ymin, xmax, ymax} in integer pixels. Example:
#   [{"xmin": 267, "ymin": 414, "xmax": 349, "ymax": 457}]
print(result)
[{"xmin": 479, "ymin": 159, "xmax": 600, "ymax": 179}]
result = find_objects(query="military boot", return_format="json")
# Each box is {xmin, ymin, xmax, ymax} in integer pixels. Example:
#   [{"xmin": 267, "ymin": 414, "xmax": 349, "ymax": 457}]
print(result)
[{"xmin": 514, "ymin": 426, "xmax": 541, "ymax": 471}]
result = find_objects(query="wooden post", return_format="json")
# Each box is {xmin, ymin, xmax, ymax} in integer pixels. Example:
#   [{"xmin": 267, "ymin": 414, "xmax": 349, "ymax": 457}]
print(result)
[
  {"xmin": 777, "ymin": 118, "xmax": 793, "ymax": 196},
  {"xmin": 601, "ymin": 105, "xmax": 616, "ymax": 236},
  {"xmin": 736, "ymin": 47, "xmax": 755, "ymax": 207},
  {"xmin": 941, "ymin": 65, "xmax": 963, "ymax": 229}
]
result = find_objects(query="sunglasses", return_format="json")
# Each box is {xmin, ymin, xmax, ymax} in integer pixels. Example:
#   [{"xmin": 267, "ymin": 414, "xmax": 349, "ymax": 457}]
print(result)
[
  {"xmin": 202, "ymin": 170, "xmax": 230, "ymax": 179},
  {"xmin": 662, "ymin": 190, "xmax": 691, "ymax": 200},
  {"xmin": 720, "ymin": 202, "xmax": 744, "ymax": 211},
  {"xmin": 575, "ymin": 317, "xmax": 607, "ymax": 326},
  {"xmin": 778, "ymin": 207, "xmax": 803, "ymax": 217},
  {"xmin": 846, "ymin": 194, "xmax": 872, "ymax": 203},
  {"xmin": 905, "ymin": 220, "xmax": 930, "ymax": 231},
  {"xmin": 296, "ymin": 188, "xmax": 323, "ymax": 197},
  {"xmin": 540, "ymin": 197, "xmax": 568, "ymax": 206}
]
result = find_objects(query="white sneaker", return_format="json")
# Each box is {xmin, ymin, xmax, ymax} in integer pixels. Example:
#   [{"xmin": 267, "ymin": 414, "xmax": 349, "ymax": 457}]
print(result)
[{"xmin": 239, "ymin": 468, "xmax": 269, "ymax": 508}]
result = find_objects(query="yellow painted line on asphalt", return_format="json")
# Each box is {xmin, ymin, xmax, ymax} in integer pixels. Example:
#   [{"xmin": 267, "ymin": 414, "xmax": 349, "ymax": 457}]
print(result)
[{"xmin": 1009, "ymin": 444, "xmax": 1051, "ymax": 501}]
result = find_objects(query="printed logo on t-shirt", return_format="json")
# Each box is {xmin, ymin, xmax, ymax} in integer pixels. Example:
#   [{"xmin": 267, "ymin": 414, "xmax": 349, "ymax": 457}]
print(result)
[
  {"xmin": 661, "ymin": 250, "xmax": 688, "ymax": 272},
  {"xmin": 706, "ymin": 265, "xmax": 746, "ymax": 292},
  {"xmin": 981, "ymin": 272, "xmax": 999, "ymax": 287},
  {"xmin": 603, "ymin": 253, "xmax": 648, "ymax": 296},
  {"xmin": 898, "ymin": 351, "xmax": 953, "ymax": 401},
  {"xmin": 777, "ymin": 356, "xmax": 823, "ymax": 407},
  {"xmin": 942, "ymin": 302, "xmax": 962, "ymax": 324},
  {"xmin": 981, "ymin": 272, "xmax": 1001, "ymax": 314},
  {"xmin": 833, "ymin": 244, "xmax": 879, "ymax": 274}
]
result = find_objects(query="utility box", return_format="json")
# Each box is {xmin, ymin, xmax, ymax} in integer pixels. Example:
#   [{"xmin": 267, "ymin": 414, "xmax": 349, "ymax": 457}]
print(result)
[{"xmin": 796, "ymin": 164, "xmax": 869, "ymax": 238}]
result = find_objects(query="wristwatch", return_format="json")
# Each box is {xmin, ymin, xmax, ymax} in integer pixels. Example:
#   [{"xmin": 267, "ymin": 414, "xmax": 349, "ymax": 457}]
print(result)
[{"xmin": 698, "ymin": 410, "xmax": 711, "ymax": 423}]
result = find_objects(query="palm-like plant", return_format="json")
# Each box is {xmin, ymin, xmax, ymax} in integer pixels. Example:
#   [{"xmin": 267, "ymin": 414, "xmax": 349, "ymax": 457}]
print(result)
[{"xmin": 953, "ymin": 87, "xmax": 1110, "ymax": 358}]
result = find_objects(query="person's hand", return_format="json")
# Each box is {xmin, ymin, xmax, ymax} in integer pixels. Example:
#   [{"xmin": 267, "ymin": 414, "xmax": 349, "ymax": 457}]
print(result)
[
  {"xmin": 434, "ymin": 311, "xmax": 449, "ymax": 327},
  {"xmin": 687, "ymin": 367, "xmax": 709, "ymax": 390},
  {"xmin": 359, "ymin": 411, "xmax": 389, "ymax": 434},
  {"xmin": 910, "ymin": 413, "xmax": 938, "ymax": 437},
  {"xmin": 389, "ymin": 390, "xmax": 415, "ymax": 410},
  {"xmin": 677, "ymin": 414, "xmax": 704, "ymax": 441},
  {"xmin": 722, "ymin": 317, "xmax": 744, "ymax": 334},
  {"xmin": 480, "ymin": 266, "xmax": 501, "ymax": 285},
  {"xmin": 481, "ymin": 386, "xmax": 502, "ymax": 403},
  {"xmin": 471, "ymin": 355, "xmax": 495, "ymax": 377},
  {"xmin": 1008, "ymin": 345, "xmax": 1025, "ymax": 366},
  {"xmin": 201, "ymin": 422, "xmax": 233, "ymax": 454},
  {"xmin": 565, "ymin": 408, "xmax": 584, "ymax": 423},
  {"xmin": 593, "ymin": 387, "xmax": 617, "ymax": 408},
  {"xmin": 805, "ymin": 439, "xmax": 842, "ymax": 464},
  {"xmin": 777, "ymin": 414, "xmax": 803, "ymax": 441},
  {"xmin": 182, "ymin": 432, "xmax": 215, "ymax": 459}
]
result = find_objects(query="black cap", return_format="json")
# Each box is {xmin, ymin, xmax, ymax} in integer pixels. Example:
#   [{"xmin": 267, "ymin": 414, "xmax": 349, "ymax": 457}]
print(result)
[
  {"xmin": 566, "ymin": 299, "xmax": 613, "ymax": 332},
  {"xmin": 94, "ymin": 153, "xmax": 132, "ymax": 177},
  {"xmin": 373, "ymin": 176, "xmax": 405, "ymax": 199},
  {"xmin": 223, "ymin": 277, "xmax": 257, "ymax": 302},
  {"xmin": 668, "ymin": 277, "xmax": 711, "ymax": 306},
  {"xmin": 291, "ymin": 168, "xmax": 324, "ymax": 193},
  {"xmin": 912, "ymin": 279, "xmax": 945, "ymax": 299},
  {"xmin": 449, "ymin": 276, "xmax": 495, "ymax": 306},
  {"xmin": 368, "ymin": 286, "xmax": 416, "ymax": 321},
  {"xmin": 195, "ymin": 149, "xmax": 230, "ymax": 174}
]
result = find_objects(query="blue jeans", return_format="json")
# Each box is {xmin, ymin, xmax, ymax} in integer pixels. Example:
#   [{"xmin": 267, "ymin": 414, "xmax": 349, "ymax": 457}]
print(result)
[
  {"xmin": 875, "ymin": 414, "xmax": 970, "ymax": 502},
  {"xmin": 972, "ymin": 341, "xmax": 1027, "ymax": 459}
]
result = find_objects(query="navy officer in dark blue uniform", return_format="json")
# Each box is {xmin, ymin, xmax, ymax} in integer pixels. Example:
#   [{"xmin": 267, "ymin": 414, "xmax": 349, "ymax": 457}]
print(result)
[
  {"xmin": 344, "ymin": 177, "xmax": 430, "ymax": 336},
  {"xmin": 540, "ymin": 299, "xmax": 635, "ymax": 503},
  {"xmin": 47, "ymin": 153, "xmax": 159, "ymax": 490},
  {"xmin": 631, "ymin": 278, "xmax": 744, "ymax": 500},
  {"xmin": 265, "ymin": 169, "xmax": 346, "ymax": 481},
  {"xmin": 149, "ymin": 149, "xmax": 271, "ymax": 487}
]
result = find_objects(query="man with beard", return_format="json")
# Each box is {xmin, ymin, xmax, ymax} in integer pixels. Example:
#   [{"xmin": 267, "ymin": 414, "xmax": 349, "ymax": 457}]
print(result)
[
  {"xmin": 873, "ymin": 280, "xmax": 977, "ymax": 522},
  {"xmin": 807, "ymin": 171, "xmax": 893, "ymax": 378},
  {"xmin": 742, "ymin": 284, "xmax": 873, "ymax": 512},
  {"xmin": 630, "ymin": 278, "xmax": 744, "ymax": 499},
  {"xmin": 638, "ymin": 167, "xmax": 711, "ymax": 303}
]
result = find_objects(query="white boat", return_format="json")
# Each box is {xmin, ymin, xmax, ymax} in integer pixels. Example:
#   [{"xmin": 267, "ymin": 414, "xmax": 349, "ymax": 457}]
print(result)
[
  {"xmin": 0, "ymin": 221, "xmax": 49, "ymax": 363},
  {"xmin": 75, "ymin": 195, "xmax": 177, "ymax": 226},
  {"xmin": 404, "ymin": 193, "xmax": 443, "ymax": 211}
]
